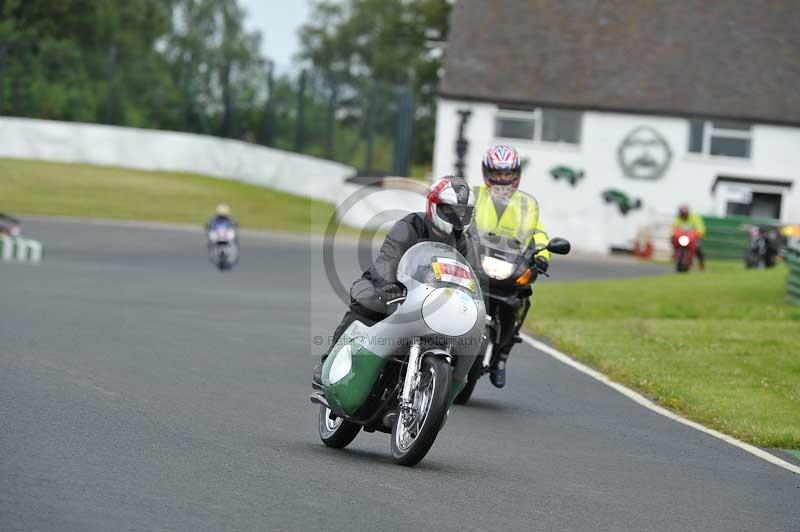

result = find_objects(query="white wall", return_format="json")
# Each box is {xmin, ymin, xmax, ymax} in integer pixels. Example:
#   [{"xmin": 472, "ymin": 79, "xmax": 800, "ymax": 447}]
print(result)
[
  {"xmin": 434, "ymin": 99, "xmax": 800, "ymax": 253},
  {"xmin": 0, "ymin": 117, "xmax": 355, "ymax": 204}
]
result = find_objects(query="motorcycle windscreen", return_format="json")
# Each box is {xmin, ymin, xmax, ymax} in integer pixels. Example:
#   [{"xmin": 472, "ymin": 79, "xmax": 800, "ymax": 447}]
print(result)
[
  {"xmin": 472, "ymin": 189, "xmax": 540, "ymax": 249},
  {"xmin": 396, "ymin": 242, "xmax": 483, "ymax": 303},
  {"xmin": 469, "ymin": 229, "xmax": 534, "ymax": 281}
]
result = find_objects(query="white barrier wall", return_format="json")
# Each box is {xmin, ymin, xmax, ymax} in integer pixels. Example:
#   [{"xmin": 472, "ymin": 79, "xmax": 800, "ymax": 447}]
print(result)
[{"xmin": 0, "ymin": 117, "xmax": 355, "ymax": 204}]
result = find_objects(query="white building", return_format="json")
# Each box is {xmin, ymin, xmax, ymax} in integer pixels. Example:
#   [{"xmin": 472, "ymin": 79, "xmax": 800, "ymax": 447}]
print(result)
[{"xmin": 433, "ymin": 1, "xmax": 800, "ymax": 253}]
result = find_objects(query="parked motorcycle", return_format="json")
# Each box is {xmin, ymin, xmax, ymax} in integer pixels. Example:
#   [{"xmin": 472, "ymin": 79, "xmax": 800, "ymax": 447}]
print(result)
[
  {"xmin": 311, "ymin": 241, "xmax": 485, "ymax": 466},
  {"xmin": 744, "ymin": 224, "xmax": 780, "ymax": 269},
  {"xmin": 454, "ymin": 216, "xmax": 570, "ymax": 405},
  {"xmin": 207, "ymin": 218, "xmax": 239, "ymax": 271},
  {"xmin": 0, "ymin": 213, "xmax": 20, "ymax": 237},
  {"xmin": 672, "ymin": 227, "xmax": 698, "ymax": 272}
]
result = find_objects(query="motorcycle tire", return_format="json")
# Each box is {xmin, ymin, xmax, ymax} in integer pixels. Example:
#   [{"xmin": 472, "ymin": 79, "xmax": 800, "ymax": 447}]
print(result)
[
  {"xmin": 453, "ymin": 355, "xmax": 482, "ymax": 405},
  {"xmin": 391, "ymin": 357, "xmax": 452, "ymax": 466},
  {"xmin": 745, "ymin": 251, "xmax": 760, "ymax": 269},
  {"xmin": 675, "ymin": 249, "xmax": 689, "ymax": 272},
  {"xmin": 318, "ymin": 405, "xmax": 360, "ymax": 448}
]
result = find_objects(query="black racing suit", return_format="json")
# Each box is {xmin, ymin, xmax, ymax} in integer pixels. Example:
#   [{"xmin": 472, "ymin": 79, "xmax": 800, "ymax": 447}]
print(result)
[{"xmin": 321, "ymin": 212, "xmax": 469, "ymax": 360}]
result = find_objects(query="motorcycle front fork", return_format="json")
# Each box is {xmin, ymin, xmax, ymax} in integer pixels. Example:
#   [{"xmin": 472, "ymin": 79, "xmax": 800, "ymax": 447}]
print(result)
[{"xmin": 400, "ymin": 340, "xmax": 422, "ymax": 413}]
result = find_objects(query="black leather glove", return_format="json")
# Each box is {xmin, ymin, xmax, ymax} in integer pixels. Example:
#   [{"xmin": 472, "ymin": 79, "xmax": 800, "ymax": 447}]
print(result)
[
  {"xmin": 534, "ymin": 256, "xmax": 549, "ymax": 274},
  {"xmin": 378, "ymin": 283, "xmax": 406, "ymax": 304}
]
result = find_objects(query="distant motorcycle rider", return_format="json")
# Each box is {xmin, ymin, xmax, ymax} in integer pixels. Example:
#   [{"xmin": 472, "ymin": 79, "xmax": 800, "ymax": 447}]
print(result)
[
  {"xmin": 472, "ymin": 145, "xmax": 550, "ymax": 388},
  {"xmin": 673, "ymin": 205, "xmax": 706, "ymax": 270},
  {"xmin": 313, "ymin": 176, "xmax": 476, "ymax": 386},
  {"xmin": 206, "ymin": 203, "xmax": 237, "ymax": 231}
]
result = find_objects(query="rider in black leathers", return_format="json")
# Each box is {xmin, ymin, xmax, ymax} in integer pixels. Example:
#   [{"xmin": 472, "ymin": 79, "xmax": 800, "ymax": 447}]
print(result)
[{"xmin": 313, "ymin": 176, "xmax": 476, "ymax": 384}]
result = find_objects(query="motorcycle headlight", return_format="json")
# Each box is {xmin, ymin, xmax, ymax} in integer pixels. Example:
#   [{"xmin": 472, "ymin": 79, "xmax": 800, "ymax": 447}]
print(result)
[
  {"xmin": 421, "ymin": 287, "xmax": 479, "ymax": 336},
  {"xmin": 208, "ymin": 231, "xmax": 216, "ymax": 240},
  {"xmin": 481, "ymin": 256, "xmax": 515, "ymax": 280},
  {"xmin": 678, "ymin": 235, "xmax": 690, "ymax": 247},
  {"xmin": 328, "ymin": 345, "xmax": 352, "ymax": 384},
  {"xmin": 225, "ymin": 229, "xmax": 236, "ymax": 240}
]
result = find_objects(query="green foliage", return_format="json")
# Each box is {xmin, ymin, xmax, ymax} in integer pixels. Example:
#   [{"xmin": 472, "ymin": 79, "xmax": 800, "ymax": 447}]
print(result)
[
  {"xmin": 525, "ymin": 262, "xmax": 800, "ymax": 448},
  {"xmin": 299, "ymin": 0, "xmax": 451, "ymax": 166},
  {"xmin": 0, "ymin": 0, "xmax": 451, "ymax": 170},
  {"xmin": 0, "ymin": 0, "xmax": 263, "ymax": 135}
]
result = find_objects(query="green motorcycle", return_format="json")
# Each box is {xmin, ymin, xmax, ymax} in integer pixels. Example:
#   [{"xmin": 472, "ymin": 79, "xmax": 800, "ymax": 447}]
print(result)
[{"xmin": 311, "ymin": 241, "xmax": 486, "ymax": 466}]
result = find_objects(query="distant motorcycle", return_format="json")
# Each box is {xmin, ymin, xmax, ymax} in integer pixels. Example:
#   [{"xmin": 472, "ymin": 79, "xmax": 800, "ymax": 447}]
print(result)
[
  {"xmin": 455, "ymin": 213, "xmax": 570, "ymax": 405},
  {"xmin": 672, "ymin": 227, "xmax": 698, "ymax": 272},
  {"xmin": 744, "ymin": 225, "xmax": 780, "ymax": 269},
  {"xmin": 207, "ymin": 218, "xmax": 239, "ymax": 271},
  {"xmin": 0, "ymin": 213, "xmax": 21, "ymax": 237}
]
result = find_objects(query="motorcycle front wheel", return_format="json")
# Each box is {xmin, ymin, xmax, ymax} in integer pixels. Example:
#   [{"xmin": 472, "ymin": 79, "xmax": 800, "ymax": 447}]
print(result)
[
  {"xmin": 744, "ymin": 250, "xmax": 760, "ymax": 269},
  {"xmin": 318, "ymin": 406, "xmax": 360, "ymax": 448},
  {"xmin": 676, "ymin": 249, "xmax": 690, "ymax": 272},
  {"xmin": 391, "ymin": 357, "xmax": 452, "ymax": 466}
]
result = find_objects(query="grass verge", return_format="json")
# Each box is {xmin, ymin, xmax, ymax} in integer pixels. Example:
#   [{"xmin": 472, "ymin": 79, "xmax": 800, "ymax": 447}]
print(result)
[
  {"xmin": 524, "ymin": 260, "xmax": 800, "ymax": 449},
  {"xmin": 0, "ymin": 158, "xmax": 338, "ymax": 233}
]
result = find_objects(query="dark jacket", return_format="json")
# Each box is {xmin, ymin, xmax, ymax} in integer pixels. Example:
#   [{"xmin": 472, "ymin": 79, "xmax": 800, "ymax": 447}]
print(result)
[{"xmin": 350, "ymin": 212, "xmax": 469, "ymax": 319}]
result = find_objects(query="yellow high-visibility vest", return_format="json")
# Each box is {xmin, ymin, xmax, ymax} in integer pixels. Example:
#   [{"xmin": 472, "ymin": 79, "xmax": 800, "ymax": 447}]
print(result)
[
  {"xmin": 672, "ymin": 213, "xmax": 706, "ymax": 238},
  {"xmin": 473, "ymin": 186, "xmax": 550, "ymax": 258}
]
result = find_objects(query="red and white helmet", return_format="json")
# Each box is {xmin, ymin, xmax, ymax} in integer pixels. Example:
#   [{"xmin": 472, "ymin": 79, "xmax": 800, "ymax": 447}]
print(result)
[
  {"xmin": 426, "ymin": 176, "xmax": 476, "ymax": 236},
  {"xmin": 482, "ymin": 144, "xmax": 522, "ymax": 188}
]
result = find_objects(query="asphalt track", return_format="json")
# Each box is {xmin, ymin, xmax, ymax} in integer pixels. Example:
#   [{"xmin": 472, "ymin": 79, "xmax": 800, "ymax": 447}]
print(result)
[{"xmin": 1, "ymin": 220, "xmax": 797, "ymax": 532}]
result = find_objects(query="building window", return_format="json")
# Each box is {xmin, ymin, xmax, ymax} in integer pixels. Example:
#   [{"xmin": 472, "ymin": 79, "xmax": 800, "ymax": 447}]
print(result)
[
  {"xmin": 496, "ymin": 116, "xmax": 535, "ymax": 140},
  {"xmin": 688, "ymin": 120, "xmax": 752, "ymax": 158},
  {"xmin": 495, "ymin": 107, "xmax": 581, "ymax": 144}
]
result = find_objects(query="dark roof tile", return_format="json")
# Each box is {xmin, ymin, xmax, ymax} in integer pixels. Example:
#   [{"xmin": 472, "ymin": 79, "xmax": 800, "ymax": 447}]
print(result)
[{"xmin": 440, "ymin": 0, "xmax": 800, "ymax": 125}]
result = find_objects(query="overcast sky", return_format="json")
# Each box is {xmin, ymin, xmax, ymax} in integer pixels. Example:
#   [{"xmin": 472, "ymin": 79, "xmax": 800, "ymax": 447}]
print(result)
[{"xmin": 239, "ymin": 0, "xmax": 314, "ymax": 73}]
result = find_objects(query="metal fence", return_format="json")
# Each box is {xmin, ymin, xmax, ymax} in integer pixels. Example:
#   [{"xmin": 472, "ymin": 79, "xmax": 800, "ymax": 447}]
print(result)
[
  {"xmin": 0, "ymin": 42, "xmax": 416, "ymax": 176},
  {"xmin": 702, "ymin": 215, "xmax": 778, "ymax": 260},
  {"xmin": 785, "ymin": 245, "xmax": 800, "ymax": 306}
]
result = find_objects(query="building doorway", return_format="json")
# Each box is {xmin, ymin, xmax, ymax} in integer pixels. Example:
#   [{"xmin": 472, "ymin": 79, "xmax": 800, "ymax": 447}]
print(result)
[{"xmin": 713, "ymin": 176, "xmax": 792, "ymax": 221}]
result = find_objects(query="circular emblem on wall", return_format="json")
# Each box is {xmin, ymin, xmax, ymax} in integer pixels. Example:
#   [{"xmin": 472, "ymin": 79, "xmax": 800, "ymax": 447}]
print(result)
[{"xmin": 617, "ymin": 126, "xmax": 673, "ymax": 180}]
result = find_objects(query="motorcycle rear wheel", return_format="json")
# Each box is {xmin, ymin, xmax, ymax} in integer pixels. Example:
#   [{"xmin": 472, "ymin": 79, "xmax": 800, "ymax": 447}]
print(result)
[
  {"xmin": 318, "ymin": 406, "xmax": 360, "ymax": 448},
  {"xmin": 391, "ymin": 357, "xmax": 452, "ymax": 466}
]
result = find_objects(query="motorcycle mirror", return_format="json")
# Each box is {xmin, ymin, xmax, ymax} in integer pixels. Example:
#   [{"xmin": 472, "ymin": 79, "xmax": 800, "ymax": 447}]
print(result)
[{"xmin": 547, "ymin": 237, "xmax": 571, "ymax": 255}]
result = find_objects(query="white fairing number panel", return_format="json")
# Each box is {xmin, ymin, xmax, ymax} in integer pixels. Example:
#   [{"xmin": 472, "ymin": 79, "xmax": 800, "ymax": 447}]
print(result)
[{"xmin": 421, "ymin": 287, "xmax": 478, "ymax": 337}]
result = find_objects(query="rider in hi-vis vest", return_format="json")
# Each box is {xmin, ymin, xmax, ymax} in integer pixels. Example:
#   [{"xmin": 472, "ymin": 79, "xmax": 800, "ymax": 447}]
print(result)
[
  {"xmin": 473, "ymin": 145, "xmax": 550, "ymax": 388},
  {"xmin": 473, "ymin": 186, "xmax": 550, "ymax": 258}
]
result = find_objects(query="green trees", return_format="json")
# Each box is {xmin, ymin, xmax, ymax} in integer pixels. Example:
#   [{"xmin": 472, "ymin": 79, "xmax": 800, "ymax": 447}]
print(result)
[
  {"xmin": 0, "ymin": 0, "xmax": 452, "ymax": 172},
  {"xmin": 0, "ymin": 0, "xmax": 177, "ymax": 124},
  {"xmin": 299, "ymin": 0, "xmax": 450, "ymax": 168},
  {"xmin": 0, "ymin": 0, "xmax": 263, "ymax": 134}
]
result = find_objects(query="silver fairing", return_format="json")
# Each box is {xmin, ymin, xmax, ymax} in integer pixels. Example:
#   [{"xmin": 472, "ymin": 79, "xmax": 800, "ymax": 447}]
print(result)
[{"xmin": 342, "ymin": 242, "xmax": 486, "ymax": 382}]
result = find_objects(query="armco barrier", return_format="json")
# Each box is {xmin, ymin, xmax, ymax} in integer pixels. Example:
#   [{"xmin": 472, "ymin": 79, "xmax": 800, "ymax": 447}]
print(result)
[
  {"xmin": 785, "ymin": 246, "xmax": 800, "ymax": 306},
  {"xmin": 702, "ymin": 215, "xmax": 777, "ymax": 260}
]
